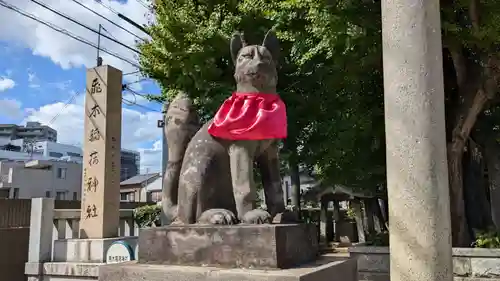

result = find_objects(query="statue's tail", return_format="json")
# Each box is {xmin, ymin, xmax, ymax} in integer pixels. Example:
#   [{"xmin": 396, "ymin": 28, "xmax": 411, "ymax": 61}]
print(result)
[{"xmin": 161, "ymin": 92, "xmax": 200, "ymax": 225}]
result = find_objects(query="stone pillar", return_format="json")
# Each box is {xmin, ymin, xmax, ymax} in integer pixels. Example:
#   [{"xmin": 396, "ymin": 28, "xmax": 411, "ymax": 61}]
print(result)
[
  {"xmin": 319, "ymin": 197, "xmax": 328, "ymax": 245},
  {"xmin": 351, "ymin": 199, "xmax": 365, "ymax": 243},
  {"xmin": 381, "ymin": 1, "xmax": 453, "ymax": 280},
  {"xmin": 79, "ymin": 65, "xmax": 122, "ymax": 239},
  {"xmin": 28, "ymin": 198, "xmax": 55, "ymax": 263}
]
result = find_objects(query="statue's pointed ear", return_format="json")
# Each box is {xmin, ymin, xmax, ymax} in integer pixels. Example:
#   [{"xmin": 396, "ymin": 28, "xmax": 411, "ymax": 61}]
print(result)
[
  {"xmin": 230, "ymin": 33, "xmax": 245, "ymax": 64},
  {"xmin": 262, "ymin": 30, "xmax": 280, "ymax": 62}
]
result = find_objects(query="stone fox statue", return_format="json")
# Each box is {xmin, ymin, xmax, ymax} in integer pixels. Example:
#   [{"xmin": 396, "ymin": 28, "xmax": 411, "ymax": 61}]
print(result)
[{"xmin": 162, "ymin": 30, "xmax": 294, "ymax": 225}]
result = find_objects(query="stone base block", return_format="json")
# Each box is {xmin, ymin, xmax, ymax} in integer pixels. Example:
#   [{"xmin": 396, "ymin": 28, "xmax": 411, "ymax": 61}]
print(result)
[
  {"xmin": 53, "ymin": 236, "xmax": 138, "ymax": 263},
  {"xmin": 25, "ymin": 262, "xmax": 101, "ymax": 281},
  {"xmin": 99, "ymin": 256, "xmax": 357, "ymax": 281},
  {"xmin": 138, "ymin": 224, "xmax": 318, "ymax": 269}
]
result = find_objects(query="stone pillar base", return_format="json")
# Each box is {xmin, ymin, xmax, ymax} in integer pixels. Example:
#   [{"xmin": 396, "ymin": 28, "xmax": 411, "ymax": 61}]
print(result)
[
  {"xmin": 25, "ymin": 262, "xmax": 100, "ymax": 281},
  {"xmin": 53, "ymin": 237, "xmax": 138, "ymax": 263},
  {"xmin": 99, "ymin": 256, "xmax": 357, "ymax": 281}
]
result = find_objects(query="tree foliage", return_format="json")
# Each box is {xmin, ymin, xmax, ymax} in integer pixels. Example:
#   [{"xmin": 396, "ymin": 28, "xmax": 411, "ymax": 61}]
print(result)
[
  {"xmin": 139, "ymin": 0, "xmax": 500, "ymax": 245},
  {"xmin": 139, "ymin": 0, "xmax": 386, "ymax": 195}
]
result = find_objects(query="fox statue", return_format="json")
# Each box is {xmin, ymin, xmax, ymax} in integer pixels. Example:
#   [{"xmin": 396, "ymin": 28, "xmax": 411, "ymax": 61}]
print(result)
[{"xmin": 161, "ymin": 30, "xmax": 296, "ymax": 225}]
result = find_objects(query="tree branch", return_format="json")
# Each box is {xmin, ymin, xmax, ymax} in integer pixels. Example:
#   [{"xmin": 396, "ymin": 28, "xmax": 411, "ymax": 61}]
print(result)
[
  {"xmin": 469, "ymin": 0, "xmax": 480, "ymax": 33},
  {"xmin": 448, "ymin": 46, "xmax": 467, "ymax": 92}
]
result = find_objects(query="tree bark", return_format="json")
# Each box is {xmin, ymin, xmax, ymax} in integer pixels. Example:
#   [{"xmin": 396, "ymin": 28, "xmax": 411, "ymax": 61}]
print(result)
[
  {"xmin": 485, "ymin": 140, "xmax": 500, "ymax": 230},
  {"xmin": 463, "ymin": 139, "xmax": 492, "ymax": 234}
]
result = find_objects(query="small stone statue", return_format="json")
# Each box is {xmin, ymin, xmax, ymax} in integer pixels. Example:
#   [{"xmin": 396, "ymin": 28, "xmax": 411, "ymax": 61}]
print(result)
[{"xmin": 162, "ymin": 30, "xmax": 296, "ymax": 225}]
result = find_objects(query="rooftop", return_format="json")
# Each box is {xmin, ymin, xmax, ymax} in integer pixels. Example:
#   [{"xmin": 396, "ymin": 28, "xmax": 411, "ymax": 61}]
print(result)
[{"xmin": 120, "ymin": 173, "xmax": 160, "ymax": 186}]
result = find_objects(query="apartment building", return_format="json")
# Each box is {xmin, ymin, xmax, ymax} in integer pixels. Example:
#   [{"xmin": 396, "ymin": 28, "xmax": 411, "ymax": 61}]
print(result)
[
  {"xmin": 0, "ymin": 122, "xmax": 57, "ymax": 142},
  {"xmin": 0, "ymin": 159, "xmax": 82, "ymax": 200}
]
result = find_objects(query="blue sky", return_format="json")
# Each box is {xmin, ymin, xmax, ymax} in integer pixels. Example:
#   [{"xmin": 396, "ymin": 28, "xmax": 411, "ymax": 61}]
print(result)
[{"xmin": 0, "ymin": 0, "xmax": 163, "ymax": 173}]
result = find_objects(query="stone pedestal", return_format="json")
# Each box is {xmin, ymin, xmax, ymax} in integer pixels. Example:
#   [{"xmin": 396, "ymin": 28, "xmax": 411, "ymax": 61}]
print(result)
[
  {"xmin": 138, "ymin": 224, "xmax": 318, "ymax": 269},
  {"xmin": 53, "ymin": 237, "xmax": 138, "ymax": 263},
  {"xmin": 97, "ymin": 224, "xmax": 357, "ymax": 281},
  {"xmin": 99, "ymin": 256, "xmax": 357, "ymax": 281}
]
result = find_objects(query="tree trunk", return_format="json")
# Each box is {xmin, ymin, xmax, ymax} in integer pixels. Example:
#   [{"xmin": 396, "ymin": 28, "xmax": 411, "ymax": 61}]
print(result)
[
  {"xmin": 364, "ymin": 199, "xmax": 376, "ymax": 234},
  {"xmin": 463, "ymin": 139, "xmax": 492, "ymax": 235},
  {"xmin": 448, "ymin": 143, "xmax": 470, "ymax": 247},
  {"xmin": 446, "ymin": 43, "xmax": 498, "ymax": 246},
  {"xmin": 289, "ymin": 150, "xmax": 301, "ymax": 213},
  {"xmin": 485, "ymin": 140, "xmax": 500, "ymax": 230},
  {"xmin": 373, "ymin": 198, "xmax": 387, "ymax": 232}
]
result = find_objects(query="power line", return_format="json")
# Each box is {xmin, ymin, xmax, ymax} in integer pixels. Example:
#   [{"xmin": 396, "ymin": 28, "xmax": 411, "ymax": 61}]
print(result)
[
  {"xmin": 93, "ymin": 0, "xmax": 120, "ymax": 15},
  {"xmin": 101, "ymin": 26, "xmax": 118, "ymax": 41},
  {"xmin": 70, "ymin": 0, "xmax": 145, "ymax": 42},
  {"xmin": 123, "ymin": 86, "xmax": 162, "ymax": 104},
  {"xmin": 92, "ymin": 0, "xmax": 150, "ymax": 36},
  {"xmin": 122, "ymin": 97, "xmax": 161, "ymax": 112},
  {"xmin": 31, "ymin": 0, "xmax": 140, "ymax": 54},
  {"xmin": 49, "ymin": 90, "xmax": 83, "ymax": 124},
  {"xmin": 124, "ymin": 77, "xmax": 149, "ymax": 86},
  {"xmin": 133, "ymin": 0, "xmax": 149, "ymax": 10},
  {"xmin": 123, "ymin": 70, "xmax": 141, "ymax": 76},
  {"xmin": 0, "ymin": 0, "xmax": 140, "ymax": 68}
]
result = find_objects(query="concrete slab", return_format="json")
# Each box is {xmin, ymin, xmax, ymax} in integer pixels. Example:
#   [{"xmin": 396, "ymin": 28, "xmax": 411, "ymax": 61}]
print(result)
[{"xmin": 99, "ymin": 256, "xmax": 357, "ymax": 281}]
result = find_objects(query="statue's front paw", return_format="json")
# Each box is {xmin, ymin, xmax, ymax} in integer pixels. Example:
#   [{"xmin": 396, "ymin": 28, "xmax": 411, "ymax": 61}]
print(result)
[
  {"xmin": 197, "ymin": 209, "xmax": 238, "ymax": 225},
  {"xmin": 241, "ymin": 209, "xmax": 272, "ymax": 224}
]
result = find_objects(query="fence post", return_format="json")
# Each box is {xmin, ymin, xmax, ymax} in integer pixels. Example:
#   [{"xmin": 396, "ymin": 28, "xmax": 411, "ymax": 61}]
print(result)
[{"xmin": 28, "ymin": 198, "xmax": 54, "ymax": 262}]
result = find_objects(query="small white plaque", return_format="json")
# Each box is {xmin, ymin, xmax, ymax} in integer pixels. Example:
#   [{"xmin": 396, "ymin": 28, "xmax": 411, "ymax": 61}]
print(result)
[{"xmin": 106, "ymin": 241, "xmax": 134, "ymax": 264}]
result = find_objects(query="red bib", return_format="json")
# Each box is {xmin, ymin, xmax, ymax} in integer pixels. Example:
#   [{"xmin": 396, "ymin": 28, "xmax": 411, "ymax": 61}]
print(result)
[{"xmin": 207, "ymin": 92, "xmax": 287, "ymax": 140}]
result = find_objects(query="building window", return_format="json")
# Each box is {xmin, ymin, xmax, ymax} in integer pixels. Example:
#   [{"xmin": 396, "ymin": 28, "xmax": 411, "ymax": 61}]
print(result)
[
  {"xmin": 56, "ymin": 192, "xmax": 65, "ymax": 200},
  {"xmin": 45, "ymin": 191, "xmax": 51, "ymax": 198},
  {"xmin": 49, "ymin": 152, "xmax": 64, "ymax": 158},
  {"xmin": 73, "ymin": 192, "xmax": 78, "ymax": 200},
  {"xmin": 120, "ymin": 192, "xmax": 135, "ymax": 202},
  {"xmin": 128, "ymin": 192, "xmax": 135, "ymax": 202},
  {"xmin": 13, "ymin": 188, "xmax": 19, "ymax": 199},
  {"xmin": 57, "ymin": 168, "xmax": 67, "ymax": 179},
  {"xmin": 67, "ymin": 152, "xmax": 82, "ymax": 157}
]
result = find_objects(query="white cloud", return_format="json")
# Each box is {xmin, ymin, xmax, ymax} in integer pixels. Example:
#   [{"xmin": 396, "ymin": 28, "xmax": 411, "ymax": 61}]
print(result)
[
  {"xmin": 139, "ymin": 139, "xmax": 163, "ymax": 174},
  {"xmin": 0, "ymin": 99, "xmax": 22, "ymax": 118},
  {"xmin": 0, "ymin": 77, "xmax": 16, "ymax": 92},
  {"xmin": 27, "ymin": 70, "xmax": 41, "ymax": 89},
  {"xmin": 23, "ymin": 97, "xmax": 163, "ymax": 172},
  {"xmin": 0, "ymin": 0, "xmax": 164, "ymax": 171},
  {"xmin": 0, "ymin": 0, "xmax": 150, "ymax": 84}
]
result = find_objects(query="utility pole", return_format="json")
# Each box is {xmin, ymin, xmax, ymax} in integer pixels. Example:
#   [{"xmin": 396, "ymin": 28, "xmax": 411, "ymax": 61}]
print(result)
[
  {"xmin": 158, "ymin": 103, "xmax": 168, "ymax": 180},
  {"xmin": 96, "ymin": 24, "xmax": 103, "ymax": 66}
]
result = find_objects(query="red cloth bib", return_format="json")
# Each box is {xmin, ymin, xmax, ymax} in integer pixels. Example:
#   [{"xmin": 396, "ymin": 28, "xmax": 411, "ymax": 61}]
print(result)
[{"xmin": 207, "ymin": 92, "xmax": 287, "ymax": 140}]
